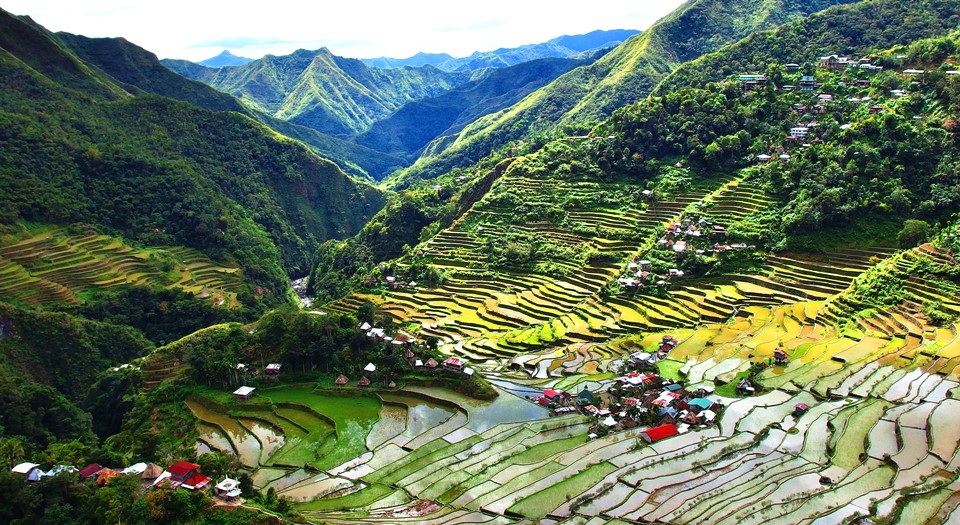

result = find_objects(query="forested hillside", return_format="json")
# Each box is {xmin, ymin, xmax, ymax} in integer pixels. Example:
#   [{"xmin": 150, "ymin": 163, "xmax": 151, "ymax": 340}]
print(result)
[
  {"xmin": 0, "ymin": 9, "xmax": 385, "ymax": 296},
  {"xmin": 386, "ymin": 0, "xmax": 860, "ymax": 188},
  {"xmin": 354, "ymin": 57, "xmax": 590, "ymax": 159},
  {"xmin": 164, "ymin": 48, "xmax": 472, "ymax": 136}
]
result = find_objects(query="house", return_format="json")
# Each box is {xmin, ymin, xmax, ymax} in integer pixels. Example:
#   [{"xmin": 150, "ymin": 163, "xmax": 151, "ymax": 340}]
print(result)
[
  {"xmin": 121, "ymin": 462, "xmax": 148, "ymax": 475},
  {"xmin": 96, "ymin": 468, "xmax": 121, "ymax": 486},
  {"xmin": 790, "ymin": 126, "xmax": 809, "ymax": 139},
  {"xmin": 364, "ymin": 362, "xmax": 377, "ymax": 373},
  {"xmin": 577, "ymin": 388, "xmax": 597, "ymax": 406},
  {"xmin": 785, "ymin": 63, "xmax": 800, "ymax": 72},
  {"xmin": 739, "ymin": 74, "xmax": 768, "ymax": 93},
  {"xmin": 780, "ymin": 154, "xmax": 791, "ymax": 162},
  {"xmin": 443, "ymin": 357, "xmax": 465, "ymax": 372},
  {"xmin": 335, "ymin": 374, "xmax": 349, "ymax": 386},
  {"xmin": 793, "ymin": 403, "xmax": 810, "ymax": 417},
  {"xmin": 215, "ymin": 477, "xmax": 242, "ymax": 500},
  {"xmin": 641, "ymin": 423, "xmax": 679, "ymax": 443},
  {"xmin": 233, "ymin": 386, "xmax": 255, "ymax": 402},
  {"xmin": 159, "ymin": 461, "xmax": 211, "ymax": 491},
  {"xmin": 141, "ymin": 463, "xmax": 164, "ymax": 481},
  {"xmin": 358, "ymin": 376, "xmax": 371, "ymax": 387},
  {"xmin": 903, "ymin": 69, "xmax": 925, "ymax": 75},
  {"xmin": 737, "ymin": 378, "xmax": 756, "ymax": 395},
  {"xmin": 774, "ymin": 349, "xmax": 789, "ymax": 365},
  {"xmin": 387, "ymin": 380, "xmax": 397, "ymax": 388},
  {"xmin": 799, "ymin": 76, "xmax": 817, "ymax": 91},
  {"xmin": 756, "ymin": 154, "xmax": 772, "ymax": 163},
  {"xmin": 425, "ymin": 358, "xmax": 439, "ymax": 368},
  {"xmin": 264, "ymin": 363, "xmax": 281, "ymax": 378},
  {"xmin": 11, "ymin": 462, "xmax": 42, "ymax": 481},
  {"xmin": 818, "ymin": 94, "xmax": 834, "ymax": 102},
  {"xmin": 819, "ymin": 55, "xmax": 852, "ymax": 69},
  {"xmin": 688, "ymin": 398, "xmax": 713, "ymax": 412},
  {"xmin": 44, "ymin": 465, "xmax": 78, "ymax": 478},
  {"xmin": 672, "ymin": 241, "xmax": 687, "ymax": 253},
  {"xmin": 79, "ymin": 463, "xmax": 103, "ymax": 480}
]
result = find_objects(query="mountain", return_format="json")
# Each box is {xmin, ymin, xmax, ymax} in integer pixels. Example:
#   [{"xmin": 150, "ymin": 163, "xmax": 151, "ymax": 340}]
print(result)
[
  {"xmin": 386, "ymin": 0, "xmax": 860, "ymax": 188},
  {"xmin": 547, "ymin": 29, "xmax": 642, "ymax": 52},
  {"xmin": 362, "ymin": 51, "xmax": 456, "ymax": 70},
  {"xmin": 353, "ymin": 56, "xmax": 591, "ymax": 159},
  {"xmin": 653, "ymin": 0, "xmax": 960, "ymax": 95},
  {"xmin": 0, "ymin": 9, "xmax": 385, "ymax": 296},
  {"xmin": 163, "ymin": 48, "xmax": 473, "ymax": 136},
  {"xmin": 361, "ymin": 29, "xmax": 641, "ymax": 72},
  {"xmin": 54, "ymin": 34, "xmax": 405, "ymax": 180},
  {"xmin": 198, "ymin": 49, "xmax": 252, "ymax": 67}
]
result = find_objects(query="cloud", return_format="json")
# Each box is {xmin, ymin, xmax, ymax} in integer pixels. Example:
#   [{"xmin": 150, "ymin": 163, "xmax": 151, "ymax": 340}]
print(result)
[
  {"xmin": 188, "ymin": 36, "xmax": 298, "ymax": 50},
  {"xmin": 437, "ymin": 18, "xmax": 509, "ymax": 33}
]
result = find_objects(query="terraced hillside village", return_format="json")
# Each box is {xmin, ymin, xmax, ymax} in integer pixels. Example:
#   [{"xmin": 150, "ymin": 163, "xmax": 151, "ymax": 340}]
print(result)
[{"xmin": 5, "ymin": 1, "xmax": 960, "ymax": 525}]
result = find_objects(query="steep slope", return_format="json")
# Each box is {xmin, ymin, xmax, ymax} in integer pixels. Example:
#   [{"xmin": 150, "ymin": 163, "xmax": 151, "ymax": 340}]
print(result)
[
  {"xmin": 55, "ymin": 33, "xmax": 249, "ymax": 113},
  {"xmin": 198, "ymin": 49, "xmax": 252, "ymax": 67},
  {"xmin": 387, "ymin": 0, "xmax": 859, "ymax": 188},
  {"xmin": 654, "ymin": 0, "xmax": 960, "ymax": 95},
  {"xmin": 0, "ymin": 9, "xmax": 385, "ymax": 296},
  {"xmin": 165, "ymin": 47, "xmax": 472, "ymax": 136},
  {"xmin": 354, "ymin": 57, "xmax": 590, "ymax": 159},
  {"xmin": 56, "ymin": 34, "xmax": 404, "ymax": 180}
]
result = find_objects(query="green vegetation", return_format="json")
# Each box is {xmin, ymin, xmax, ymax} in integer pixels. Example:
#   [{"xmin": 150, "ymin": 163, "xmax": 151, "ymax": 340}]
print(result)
[
  {"xmin": 0, "ymin": 10, "xmax": 385, "ymax": 303},
  {"xmin": 387, "ymin": 0, "xmax": 857, "ymax": 189},
  {"xmin": 165, "ymin": 48, "xmax": 468, "ymax": 137}
]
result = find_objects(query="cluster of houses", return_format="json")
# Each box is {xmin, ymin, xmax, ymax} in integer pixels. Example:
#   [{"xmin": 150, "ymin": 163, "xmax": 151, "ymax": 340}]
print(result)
[
  {"xmin": 231, "ymin": 362, "xmax": 282, "ymax": 401},
  {"xmin": 529, "ymin": 336, "xmax": 723, "ymax": 443},
  {"xmin": 10, "ymin": 460, "xmax": 243, "ymax": 501},
  {"xmin": 741, "ymin": 53, "xmax": 941, "ymax": 164},
  {"xmin": 617, "ymin": 214, "xmax": 750, "ymax": 289}
]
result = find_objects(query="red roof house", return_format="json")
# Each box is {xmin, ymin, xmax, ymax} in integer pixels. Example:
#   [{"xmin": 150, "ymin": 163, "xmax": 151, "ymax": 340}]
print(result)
[
  {"xmin": 641, "ymin": 423, "xmax": 679, "ymax": 444},
  {"xmin": 162, "ymin": 461, "xmax": 211, "ymax": 490},
  {"xmin": 79, "ymin": 463, "xmax": 103, "ymax": 479}
]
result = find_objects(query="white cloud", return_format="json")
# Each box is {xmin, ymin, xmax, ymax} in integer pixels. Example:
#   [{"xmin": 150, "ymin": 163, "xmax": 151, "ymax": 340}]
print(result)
[{"xmin": 5, "ymin": 0, "xmax": 686, "ymax": 61}]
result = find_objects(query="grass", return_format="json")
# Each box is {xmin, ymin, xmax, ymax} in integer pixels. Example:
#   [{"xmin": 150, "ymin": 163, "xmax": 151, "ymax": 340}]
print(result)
[
  {"xmin": 296, "ymin": 483, "xmax": 396, "ymax": 511},
  {"xmin": 657, "ymin": 359, "xmax": 686, "ymax": 381},
  {"xmin": 259, "ymin": 385, "xmax": 381, "ymax": 470},
  {"xmin": 507, "ymin": 461, "xmax": 619, "ymax": 517}
]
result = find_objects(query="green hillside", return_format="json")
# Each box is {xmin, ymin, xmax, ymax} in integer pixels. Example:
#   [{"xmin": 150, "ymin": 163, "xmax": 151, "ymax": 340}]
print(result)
[
  {"xmin": 165, "ymin": 48, "xmax": 473, "ymax": 136},
  {"xmin": 0, "ymin": 9, "xmax": 385, "ymax": 298},
  {"xmin": 354, "ymin": 57, "xmax": 590, "ymax": 159},
  {"xmin": 56, "ymin": 33, "xmax": 405, "ymax": 181},
  {"xmin": 654, "ymin": 0, "xmax": 960, "ymax": 95},
  {"xmin": 386, "ymin": 0, "xmax": 859, "ymax": 189}
]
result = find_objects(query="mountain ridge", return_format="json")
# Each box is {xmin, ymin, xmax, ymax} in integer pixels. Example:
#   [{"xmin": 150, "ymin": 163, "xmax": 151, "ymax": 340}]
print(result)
[
  {"xmin": 385, "ymin": 0, "xmax": 860, "ymax": 189},
  {"xmin": 360, "ymin": 29, "xmax": 640, "ymax": 71},
  {"xmin": 198, "ymin": 49, "xmax": 252, "ymax": 67}
]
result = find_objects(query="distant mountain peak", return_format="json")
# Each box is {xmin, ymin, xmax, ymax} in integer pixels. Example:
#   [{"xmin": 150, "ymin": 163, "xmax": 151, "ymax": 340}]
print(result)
[
  {"xmin": 198, "ymin": 49, "xmax": 252, "ymax": 67},
  {"xmin": 360, "ymin": 29, "xmax": 640, "ymax": 71}
]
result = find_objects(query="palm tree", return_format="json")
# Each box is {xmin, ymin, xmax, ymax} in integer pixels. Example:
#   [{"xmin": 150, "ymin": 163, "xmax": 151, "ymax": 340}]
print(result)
[{"xmin": 0, "ymin": 437, "xmax": 25, "ymax": 469}]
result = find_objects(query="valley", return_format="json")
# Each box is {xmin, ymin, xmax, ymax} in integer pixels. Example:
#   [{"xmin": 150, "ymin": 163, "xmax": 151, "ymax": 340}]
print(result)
[{"xmin": 2, "ymin": 0, "xmax": 960, "ymax": 524}]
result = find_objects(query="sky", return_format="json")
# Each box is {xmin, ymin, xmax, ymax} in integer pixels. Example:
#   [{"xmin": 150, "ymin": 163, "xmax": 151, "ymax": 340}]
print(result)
[{"xmin": 3, "ymin": 0, "xmax": 688, "ymax": 62}]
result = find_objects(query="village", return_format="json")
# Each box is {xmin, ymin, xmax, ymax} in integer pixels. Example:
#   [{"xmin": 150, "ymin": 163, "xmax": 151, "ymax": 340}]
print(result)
[{"xmin": 10, "ymin": 458, "xmax": 243, "ymax": 502}]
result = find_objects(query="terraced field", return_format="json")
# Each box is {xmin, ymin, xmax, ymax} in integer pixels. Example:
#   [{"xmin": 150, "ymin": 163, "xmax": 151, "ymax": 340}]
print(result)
[
  {"xmin": 312, "ymin": 164, "xmax": 960, "ymax": 523},
  {"xmin": 0, "ymin": 227, "xmax": 243, "ymax": 305}
]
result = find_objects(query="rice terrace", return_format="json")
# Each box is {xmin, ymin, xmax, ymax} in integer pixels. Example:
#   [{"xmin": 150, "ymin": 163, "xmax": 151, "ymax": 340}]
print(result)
[
  {"xmin": 173, "ymin": 161, "xmax": 960, "ymax": 523},
  {"xmin": 4, "ymin": 0, "xmax": 960, "ymax": 524}
]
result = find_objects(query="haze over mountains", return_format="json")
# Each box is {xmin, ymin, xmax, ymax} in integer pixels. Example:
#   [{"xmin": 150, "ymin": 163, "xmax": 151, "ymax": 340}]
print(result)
[{"xmin": 360, "ymin": 29, "xmax": 641, "ymax": 71}]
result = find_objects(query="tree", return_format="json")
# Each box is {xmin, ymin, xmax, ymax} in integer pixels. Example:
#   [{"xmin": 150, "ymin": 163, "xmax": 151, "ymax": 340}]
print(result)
[
  {"xmin": 898, "ymin": 219, "xmax": 933, "ymax": 248},
  {"xmin": 0, "ymin": 437, "xmax": 25, "ymax": 469}
]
